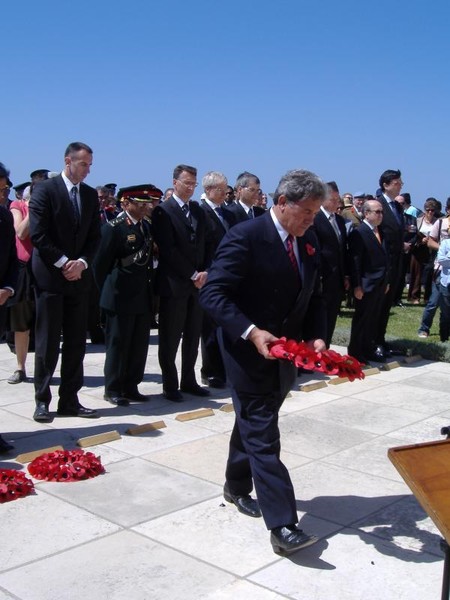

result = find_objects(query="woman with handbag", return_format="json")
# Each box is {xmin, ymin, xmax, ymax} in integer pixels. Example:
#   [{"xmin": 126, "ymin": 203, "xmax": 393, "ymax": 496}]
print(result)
[{"xmin": 408, "ymin": 198, "xmax": 439, "ymax": 305}]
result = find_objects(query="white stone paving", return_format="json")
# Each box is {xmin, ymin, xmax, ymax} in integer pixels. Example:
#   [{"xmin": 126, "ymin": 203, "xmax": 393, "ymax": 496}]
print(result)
[{"xmin": 0, "ymin": 339, "xmax": 448, "ymax": 599}]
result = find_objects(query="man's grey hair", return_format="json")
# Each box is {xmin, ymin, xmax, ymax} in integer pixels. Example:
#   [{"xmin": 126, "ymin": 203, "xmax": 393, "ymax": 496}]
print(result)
[
  {"xmin": 202, "ymin": 171, "xmax": 227, "ymax": 190},
  {"xmin": 235, "ymin": 171, "xmax": 260, "ymax": 189},
  {"xmin": 96, "ymin": 185, "xmax": 109, "ymax": 194},
  {"xmin": 362, "ymin": 199, "xmax": 381, "ymax": 216},
  {"xmin": 272, "ymin": 169, "xmax": 327, "ymax": 205}
]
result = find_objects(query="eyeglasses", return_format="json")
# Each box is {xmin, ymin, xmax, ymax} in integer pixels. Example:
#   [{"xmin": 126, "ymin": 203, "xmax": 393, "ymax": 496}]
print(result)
[
  {"xmin": 212, "ymin": 187, "xmax": 228, "ymax": 192},
  {"xmin": 176, "ymin": 179, "xmax": 197, "ymax": 188},
  {"xmin": 369, "ymin": 210, "xmax": 383, "ymax": 214},
  {"xmin": 425, "ymin": 208, "xmax": 435, "ymax": 213},
  {"xmin": 244, "ymin": 187, "xmax": 260, "ymax": 193}
]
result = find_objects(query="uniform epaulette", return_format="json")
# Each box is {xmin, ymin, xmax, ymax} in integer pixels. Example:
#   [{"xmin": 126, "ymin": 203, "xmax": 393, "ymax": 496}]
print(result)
[{"xmin": 108, "ymin": 213, "xmax": 127, "ymax": 227}]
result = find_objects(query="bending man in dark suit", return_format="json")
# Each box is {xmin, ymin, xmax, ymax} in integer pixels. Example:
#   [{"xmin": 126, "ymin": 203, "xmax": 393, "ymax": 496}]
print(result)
[
  {"xmin": 29, "ymin": 142, "xmax": 101, "ymax": 421},
  {"xmin": 199, "ymin": 171, "xmax": 236, "ymax": 388},
  {"xmin": 312, "ymin": 180, "xmax": 350, "ymax": 347},
  {"xmin": 348, "ymin": 199, "xmax": 390, "ymax": 363},
  {"xmin": 200, "ymin": 169, "xmax": 327, "ymax": 555},
  {"xmin": 152, "ymin": 164, "xmax": 209, "ymax": 401}
]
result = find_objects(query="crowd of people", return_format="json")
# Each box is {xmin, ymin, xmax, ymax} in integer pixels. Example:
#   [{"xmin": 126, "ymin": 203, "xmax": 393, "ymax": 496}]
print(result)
[{"xmin": 0, "ymin": 145, "xmax": 448, "ymax": 554}]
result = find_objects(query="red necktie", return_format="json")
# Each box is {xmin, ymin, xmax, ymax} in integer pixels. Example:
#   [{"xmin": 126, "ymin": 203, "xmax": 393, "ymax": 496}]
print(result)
[{"xmin": 286, "ymin": 234, "xmax": 300, "ymax": 278}]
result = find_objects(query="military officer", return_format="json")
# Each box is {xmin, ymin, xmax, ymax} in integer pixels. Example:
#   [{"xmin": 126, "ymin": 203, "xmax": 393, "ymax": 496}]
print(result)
[{"xmin": 93, "ymin": 184, "xmax": 162, "ymax": 405}]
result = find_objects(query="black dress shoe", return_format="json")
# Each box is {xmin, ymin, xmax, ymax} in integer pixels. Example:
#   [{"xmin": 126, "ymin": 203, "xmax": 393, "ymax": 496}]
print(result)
[
  {"xmin": 270, "ymin": 524, "xmax": 319, "ymax": 555},
  {"xmin": 380, "ymin": 345, "xmax": 393, "ymax": 358},
  {"xmin": 8, "ymin": 369, "xmax": 27, "ymax": 384},
  {"xmin": 180, "ymin": 385, "xmax": 210, "ymax": 397},
  {"xmin": 0, "ymin": 434, "xmax": 14, "ymax": 453},
  {"xmin": 104, "ymin": 394, "xmax": 129, "ymax": 406},
  {"xmin": 201, "ymin": 376, "xmax": 226, "ymax": 389},
  {"xmin": 33, "ymin": 402, "xmax": 52, "ymax": 422},
  {"xmin": 57, "ymin": 405, "xmax": 99, "ymax": 418},
  {"xmin": 163, "ymin": 390, "xmax": 183, "ymax": 402},
  {"xmin": 223, "ymin": 484, "xmax": 262, "ymax": 518},
  {"xmin": 369, "ymin": 347, "xmax": 386, "ymax": 363},
  {"xmin": 122, "ymin": 391, "xmax": 150, "ymax": 402}
]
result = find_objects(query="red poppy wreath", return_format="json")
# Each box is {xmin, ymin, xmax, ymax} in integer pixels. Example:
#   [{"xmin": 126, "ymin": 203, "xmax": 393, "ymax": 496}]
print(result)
[
  {"xmin": 269, "ymin": 338, "xmax": 365, "ymax": 381},
  {"xmin": 28, "ymin": 449, "xmax": 105, "ymax": 482},
  {"xmin": 0, "ymin": 469, "xmax": 35, "ymax": 503}
]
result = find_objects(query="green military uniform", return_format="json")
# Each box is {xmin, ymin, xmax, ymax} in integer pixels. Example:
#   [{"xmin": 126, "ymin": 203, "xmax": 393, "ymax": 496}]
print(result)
[{"xmin": 93, "ymin": 211, "xmax": 154, "ymax": 403}]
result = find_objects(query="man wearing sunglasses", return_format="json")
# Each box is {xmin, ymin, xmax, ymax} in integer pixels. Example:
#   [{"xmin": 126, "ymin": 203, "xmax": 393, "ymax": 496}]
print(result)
[{"xmin": 348, "ymin": 199, "xmax": 391, "ymax": 364}]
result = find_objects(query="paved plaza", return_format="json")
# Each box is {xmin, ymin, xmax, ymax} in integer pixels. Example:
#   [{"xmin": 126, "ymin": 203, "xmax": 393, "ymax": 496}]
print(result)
[{"xmin": 0, "ymin": 335, "xmax": 448, "ymax": 599}]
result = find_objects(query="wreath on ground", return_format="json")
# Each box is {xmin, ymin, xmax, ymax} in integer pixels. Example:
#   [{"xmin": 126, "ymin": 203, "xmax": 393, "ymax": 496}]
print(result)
[
  {"xmin": 28, "ymin": 449, "xmax": 105, "ymax": 482},
  {"xmin": 0, "ymin": 469, "xmax": 35, "ymax": 503}
]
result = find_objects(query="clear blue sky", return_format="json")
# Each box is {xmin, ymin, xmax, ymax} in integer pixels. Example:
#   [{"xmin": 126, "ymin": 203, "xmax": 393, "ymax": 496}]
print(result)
[{"xmin": 3, "ymin": 0, "xmax": 449, "ymax": 205}]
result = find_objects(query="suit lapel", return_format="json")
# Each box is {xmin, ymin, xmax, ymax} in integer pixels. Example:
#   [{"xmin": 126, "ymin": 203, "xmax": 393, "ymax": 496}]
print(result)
[
  {"xmin": 203, "ymin": 201, "xmax": 228, "ymax": 233},
  {"xmin": 166, "ymin": 197, "xmax": 195, "ymax": 233},
  {"xmin": 55, "ymin": 175, "xmax": 78, "ymax": 226}
]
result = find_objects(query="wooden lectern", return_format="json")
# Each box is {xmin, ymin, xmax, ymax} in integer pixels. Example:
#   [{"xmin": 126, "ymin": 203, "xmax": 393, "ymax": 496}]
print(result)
[{"xmin": 388, "ymin": 438, "xmax": 450, "ymax": 600}]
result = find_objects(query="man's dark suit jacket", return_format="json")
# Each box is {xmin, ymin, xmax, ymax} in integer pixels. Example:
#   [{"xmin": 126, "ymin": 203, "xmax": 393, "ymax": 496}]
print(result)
[
  {"xmin": 349, "ymin": 222, "xmax": 390, "ymax": 292},
  {"xmin": 226, "ymin": 201, "xmax": 265, "ymax": 226},
  {"xmin": 152, "ymin": 197, "xmax": 208, "ymax": 296},
  {"xmin": 200, "ymin": 211, "xmax": 326, "ymax": 399},
  {"xmin": 312, "ymin": 209, "xmax": 349, "ymax": 346},
  {"xmin": 0, "ymin": 206, "xmax": 18, "ymax": 336},
  {"xmin": 0, "ymin": 206, "xmax": 18, "ymax": 291},
  {"xmin": 199, "ymin": 200, "xmax": 236, "ymax": 266},
  {"xmin": 29, "ymin": 175, "xmax": 100, "ymax": 294},
  {"xmin": 378, "ymin": 195, "xmax": 404, "ymax": 258},
  {"xmin": 313, "ymin": 210, "xmax": 349, "ymax": 290}
]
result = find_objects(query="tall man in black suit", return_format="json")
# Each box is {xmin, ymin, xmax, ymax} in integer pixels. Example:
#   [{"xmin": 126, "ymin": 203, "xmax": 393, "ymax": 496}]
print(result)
[
  {"xmin": 312, "ymin": 181, "xmax": 350, "ymax": 347},
  {"xmin": 376, "ymin": 169, "xmax": 404, "ymax": 357},
  {"xmin": 0, "ymin": 162, "xmax": 18, "ymax": 453},
  {"xmin": 348, "ymin": 199, "xmax": 391, "ymax": 363},
  {"xmin": 199, "ymin": 171, "xmax": 236, "ymax": 388},
  {"xmin": 226, "ymin": 171, "xmax": 265, "ymax": 225},
  {"xmin": 200, "ymin": 169, "xmax": 327, "ymax": 555},
  {"xmin": 29, "ymin": 142, "xmax": 101, "ymax": 421},
  {"xmin": 94, "ymin": 185, "xmax": 162, "ymax": 406},
  {"xmin": 152, "ymin": 165, "xmax": 209, "ymax": 401}
]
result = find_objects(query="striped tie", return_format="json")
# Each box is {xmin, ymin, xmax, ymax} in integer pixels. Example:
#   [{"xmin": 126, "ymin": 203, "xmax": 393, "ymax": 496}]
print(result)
[{"xmin": 286, "ymin": 234, "xmax": 300, "ymax": 278}]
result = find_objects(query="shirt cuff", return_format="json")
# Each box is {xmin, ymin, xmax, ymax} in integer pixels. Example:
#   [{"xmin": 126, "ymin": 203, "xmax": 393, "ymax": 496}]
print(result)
[
  {"xmin": 241, "ymin": 324, "xmax": 256, "ymax": 340},
  {"xmin": 54, "ymin": 256, "xmax": 68, "ymax": 268}
]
